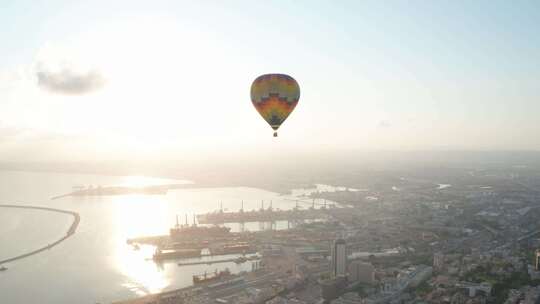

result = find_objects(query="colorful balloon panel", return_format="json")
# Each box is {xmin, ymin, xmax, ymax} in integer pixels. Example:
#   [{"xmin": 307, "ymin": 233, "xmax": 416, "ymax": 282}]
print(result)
[{"xmin": 250, "ymin": 74, "xmax": 300, "ymax": 133}]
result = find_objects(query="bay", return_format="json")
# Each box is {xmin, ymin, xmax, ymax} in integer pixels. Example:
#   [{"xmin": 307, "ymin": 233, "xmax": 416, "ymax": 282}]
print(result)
[{"xmin": 0, "ymin": 170, "xmax": 319, "ymax": 304}]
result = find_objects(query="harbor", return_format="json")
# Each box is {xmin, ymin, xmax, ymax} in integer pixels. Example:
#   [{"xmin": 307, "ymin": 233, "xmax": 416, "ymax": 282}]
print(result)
[
  {"xmin": 151, "ymin": 222, "xmax": 258, "ymax": 261},
  {"xmin": 196, "ymin": 199, "xmax": 340, "ymax": 225}
]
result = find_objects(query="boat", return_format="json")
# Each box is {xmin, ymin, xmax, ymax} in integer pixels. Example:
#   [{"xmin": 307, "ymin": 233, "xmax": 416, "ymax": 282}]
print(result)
[
  {"xmin": 165, "ymin": 240, "xmax": 209, "ymax": 250},
  {"xmin": 193, "ymin": 269, "xmax": 231, "ymax": 284},
  {"xmin": 0, "ymin": 266, "xmax": 7, "ymax": 271}
]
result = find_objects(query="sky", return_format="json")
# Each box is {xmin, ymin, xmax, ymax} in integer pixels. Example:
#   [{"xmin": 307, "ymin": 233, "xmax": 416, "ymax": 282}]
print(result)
[{"xmin": 0, "ymin": 0, "xmax": 539, "ymax": 163}]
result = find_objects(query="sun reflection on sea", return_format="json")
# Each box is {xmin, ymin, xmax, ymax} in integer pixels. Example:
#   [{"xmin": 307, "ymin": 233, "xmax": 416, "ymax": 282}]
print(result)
[
  {"xmin": 103, "ymin": 175, "xmax": 314, "ymax": 297},
  {"xmin": 118, "ymin": 244, "xmax": 168, "ymax": 296},
  {"xmin": 110, "ymin": 193, "xmax": 171, "ymax": 296}
]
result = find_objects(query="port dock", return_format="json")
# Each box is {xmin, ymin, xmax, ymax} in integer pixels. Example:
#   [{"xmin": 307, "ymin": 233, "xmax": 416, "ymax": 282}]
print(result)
[
  {"xmin": 0, "ymin": 204, "xmax": 80, "ymax": 265},
  {"xmin": 177, "ymin": 255, "xmax": 260, "ymax": 267},
  {"xmin": 196, "ymin": 207, "xmax": 334, "ymax": 224}
]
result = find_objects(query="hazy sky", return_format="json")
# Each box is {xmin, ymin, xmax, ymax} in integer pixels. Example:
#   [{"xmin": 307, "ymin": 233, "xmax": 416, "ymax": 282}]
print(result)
[{"xmin": 1, "ymin": 1, "xmax": 539, "ymax": 162}]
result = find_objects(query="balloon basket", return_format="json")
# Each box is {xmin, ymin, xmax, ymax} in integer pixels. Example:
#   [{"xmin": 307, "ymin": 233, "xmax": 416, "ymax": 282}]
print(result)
[{"xmin": 273, "ymin": 132, "xmax": 278, "ymax": 137}]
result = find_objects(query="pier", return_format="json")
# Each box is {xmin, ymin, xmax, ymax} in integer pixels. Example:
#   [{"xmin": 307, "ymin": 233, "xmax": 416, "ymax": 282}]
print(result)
[
  {"xmin": 177, "ymin": 255, "xmax": 259, "ymax": 267},
  {"xmin": 0, "ymin": 204, "xmax": 80, "ymax": 265}
]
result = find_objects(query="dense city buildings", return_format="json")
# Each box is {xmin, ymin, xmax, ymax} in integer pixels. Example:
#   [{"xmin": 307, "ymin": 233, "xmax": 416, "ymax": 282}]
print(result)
[
  {"xmin": 115, "ymin": 166, "xmax": 540, "ymax": 304},
  {"xmin": 433, "ymin": 252, "xmax": 445, "ymax": 271}
]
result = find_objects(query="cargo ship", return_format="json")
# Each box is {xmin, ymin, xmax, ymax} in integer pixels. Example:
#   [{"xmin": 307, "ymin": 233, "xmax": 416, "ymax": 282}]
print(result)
[
  {"xmin": 193, "ymin": 269, "xmax": 231, "ymax": 284},
  {"xmin": 165, "ymin": 240, "xmax": 209, "ymax": 250}
]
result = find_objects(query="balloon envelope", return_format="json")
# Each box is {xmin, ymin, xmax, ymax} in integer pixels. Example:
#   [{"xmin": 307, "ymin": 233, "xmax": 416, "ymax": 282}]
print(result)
[{"xmin": 250, "ymin": 74, "xmax": 300, "ymax": 136}]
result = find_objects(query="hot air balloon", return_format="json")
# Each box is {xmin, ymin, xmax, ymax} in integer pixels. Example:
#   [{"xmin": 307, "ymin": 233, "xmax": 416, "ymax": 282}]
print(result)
[{"xmin": 250, "ymin": 73, "xmax": 300, "ymax": 137}]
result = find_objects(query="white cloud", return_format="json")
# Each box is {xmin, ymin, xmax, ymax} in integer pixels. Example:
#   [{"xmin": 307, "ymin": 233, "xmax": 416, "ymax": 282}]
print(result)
[{"xmin": 36, "ymin": 64, "xmax": 105, "ymax": 95}]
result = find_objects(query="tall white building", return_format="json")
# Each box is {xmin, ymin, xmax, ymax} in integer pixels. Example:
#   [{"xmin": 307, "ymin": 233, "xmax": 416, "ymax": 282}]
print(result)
[{"xmin": 332, "ymin": 239, "xmax": 347, "ymax": 277}]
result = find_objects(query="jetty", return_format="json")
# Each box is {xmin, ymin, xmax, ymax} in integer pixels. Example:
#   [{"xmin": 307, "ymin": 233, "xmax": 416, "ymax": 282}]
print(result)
[
  {"xmin": 0, "ymin": 204, "xmax": 80, "ymax": 265},
  {"xmin": 177, "ymin": 255, "xmax": 259, "ymax": 267}
]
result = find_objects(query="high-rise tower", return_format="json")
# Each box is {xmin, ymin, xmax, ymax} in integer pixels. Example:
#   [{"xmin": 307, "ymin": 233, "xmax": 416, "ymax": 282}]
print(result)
[{"xmin": 331, "ymin": 238, "xmax": 347, "ymax": 277}]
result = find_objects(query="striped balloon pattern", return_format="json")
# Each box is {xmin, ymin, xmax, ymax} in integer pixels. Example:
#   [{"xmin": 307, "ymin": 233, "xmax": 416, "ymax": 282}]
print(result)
[{"xmin": 250, "ymin": 74, "xmax": 300, "ymax": 136}]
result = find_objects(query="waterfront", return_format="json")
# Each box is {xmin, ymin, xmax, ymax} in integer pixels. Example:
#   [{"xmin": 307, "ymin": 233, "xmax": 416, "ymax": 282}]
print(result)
[{"xmin": 0, "ymin": 170, "xmax": 339, "ymax": 304}]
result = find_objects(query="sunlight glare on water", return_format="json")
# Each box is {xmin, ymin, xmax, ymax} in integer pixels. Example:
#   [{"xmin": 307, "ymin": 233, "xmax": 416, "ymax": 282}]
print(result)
[
  {"xmin": 111, "ymin": 194, "xmax": 171, "ymax": 295},
  {"xmin": 0, "ymin": 170, "xmax": 348, "ymax": 304}
]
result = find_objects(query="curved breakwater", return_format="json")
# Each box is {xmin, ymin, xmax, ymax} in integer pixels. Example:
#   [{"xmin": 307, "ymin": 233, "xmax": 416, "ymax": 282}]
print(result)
[{"xmin": 0, "ymin": 204, "xmax": 80, "ymax": 265}]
